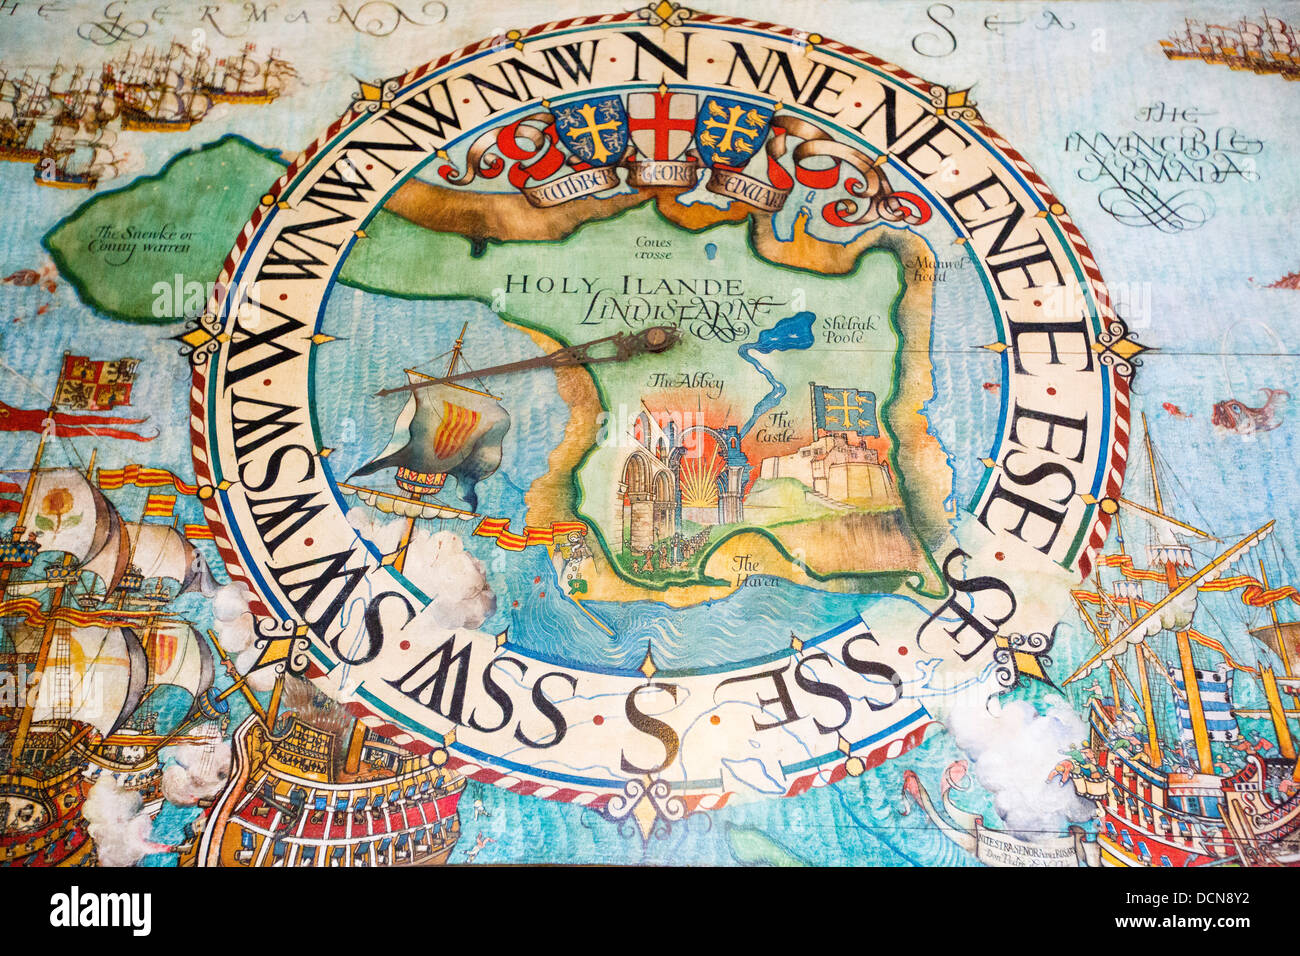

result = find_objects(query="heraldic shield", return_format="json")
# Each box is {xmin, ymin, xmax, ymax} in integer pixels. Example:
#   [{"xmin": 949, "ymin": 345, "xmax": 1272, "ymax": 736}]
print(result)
[
  {"xmin": 694, "ymin": 95, "xmax": 773, "ymax": 169},
  {"xmin": 626, "ymin": 91, "xmax": 696, "ymax": 160},
  {"xmin": 553, "ymin": 94, "xmax": 630, "ymax": 166}
]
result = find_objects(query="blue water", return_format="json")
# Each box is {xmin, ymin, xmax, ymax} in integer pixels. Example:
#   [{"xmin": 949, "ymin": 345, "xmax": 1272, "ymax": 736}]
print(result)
[
  {"xmin": 312, "ymin": 290, "xmax": 909, "ymax": 671},
  {"xmin": 736, "ymin": 310, "xmax": 817, "ymax": 438}
]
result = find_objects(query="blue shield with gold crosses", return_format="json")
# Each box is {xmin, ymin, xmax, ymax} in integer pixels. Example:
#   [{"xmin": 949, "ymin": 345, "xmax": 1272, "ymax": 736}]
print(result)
[
  {"xmin": 694, "ymin": 96, "xmax": 773, "ymax": 169},
  {"xmin": 553, "ymin": 95, "xmax": 629, "ymax": 167},
  {"xmin": 814, "ymin": 386, "xmax": 879, "ymax": 436}
]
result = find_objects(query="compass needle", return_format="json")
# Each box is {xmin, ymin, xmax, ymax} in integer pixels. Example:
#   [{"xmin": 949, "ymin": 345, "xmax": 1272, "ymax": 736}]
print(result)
[{"xmin": 375, "ymin": 326, "xmax": 681, "ymax": 397}]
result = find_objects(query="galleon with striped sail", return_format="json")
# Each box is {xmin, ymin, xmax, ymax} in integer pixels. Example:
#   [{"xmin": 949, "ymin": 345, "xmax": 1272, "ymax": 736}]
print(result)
[
  {"xmin": 0, "ymin": 358, "xmax": 229, "ymax": 866},
  {"xmin": 343, "ymin": 324, "xmax": 509, "ymax": 573},
  {"xmin": 1059, "ymin": 414, "xmax": 1300, "ymax": 866}
]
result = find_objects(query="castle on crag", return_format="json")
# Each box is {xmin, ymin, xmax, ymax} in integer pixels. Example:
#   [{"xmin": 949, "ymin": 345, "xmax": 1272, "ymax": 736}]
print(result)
[
  {"xmin": 758, "ymin": 432, "xmax": 898, "ymax": 507},
  {"xmin": 758, "ymin": 385, "xmax": 899, "ymax": 509}
]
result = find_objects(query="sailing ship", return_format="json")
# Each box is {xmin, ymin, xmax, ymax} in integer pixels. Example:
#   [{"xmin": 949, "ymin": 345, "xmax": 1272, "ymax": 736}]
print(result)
[
  {"xmin": 0, "ymin": 361, "xmax": 228, "ymax": 867},
  {"xmin": 1160, "ymin": 11, "xmax": 1300, "ymax": 80},
  {"xmin": 1062, "ymin": 413, "xmax": 1300, "ymax": 866},
  {"xmin": 118, "ymin": 84, "xmax": 211, "ymax": 134},
  {"xmin": 179, "ymin": 678, "xmax": 466, "ymax": 868},
  {"xmin": 0, "ymin": 40, "xmax": 293, "ymax": 191},
  {"xmin": 342, "ymin": 324, "xmax": 510, "ymax": 572},
  {"xmin": 0, "ymin": 72, "xmax": 45, "ymax": 164},
  {"xmin": 200, "ymin": 43, "xmax": 296, "ymax": 105},
  {"xmin": 107, "ymin": 41, "xmax": 210, "ymax": 134},
  {"xmin": 32, "ymin": 126, "xmax": 122, "ymax": 190}
]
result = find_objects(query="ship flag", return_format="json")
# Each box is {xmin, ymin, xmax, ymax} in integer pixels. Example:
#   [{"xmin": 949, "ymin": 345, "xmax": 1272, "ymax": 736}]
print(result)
[
  {"xmin": 98, "ymin": 464, "xmax": 199, "ymax": 495},
  {"xmin": 0, "ymin": 400, "xmax": 154, "ymax": 441},
  {"xmin": 1169, "ymin": 662, "xmax": 1239, "ymax": 743},
  {"xmin": 813, "ymin": 385, "xmax": 879, "ymax": 436},
  {"xmin": 0, "ymin": 478, "xmax": 21, "ymax": 513},
  {"xmin": 54, "ymin": 354, "xmax": 139, "ymax": 410},
  {"xmin": 143, "ymin": 492, "xmax": 176, "ymax": 517}
]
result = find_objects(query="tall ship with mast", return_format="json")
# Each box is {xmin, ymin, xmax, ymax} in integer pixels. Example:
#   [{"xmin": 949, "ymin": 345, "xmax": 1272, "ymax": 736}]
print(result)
[
  {"xmin": 1160, "ymin": 11, "xmax": 1300, "ymax": 80},
  {"xmin": 0, "ymin": 70, "xmax": 42, "ymax": 164},
  {"xmin": 0, "ymin": 354, "xmax": 228, "ymax": 866},
  {"xmin": 180, "ymin": 677, "xmax": 467, "ymax": 868},
  {"xmin": 342, "ymin": 323, "xmax": 511, "ymax": 572},
  {"xmin": 200, "ymin": 43, "xmax": 296, "ymax": 106},
  {"xmin": 0, "ymin": 40, "xmax": 295, "ymax": 192},
  {"xmin": 32, "ymin": 126, "xmax": 123, "ymax": 190},
  {"xmin": 118, "ymin": 84, "xmax": 212, "ymax": 134},
  {"xmin": 1064, "ymin": 414, "xmax": 1300, "ymax": 866}
]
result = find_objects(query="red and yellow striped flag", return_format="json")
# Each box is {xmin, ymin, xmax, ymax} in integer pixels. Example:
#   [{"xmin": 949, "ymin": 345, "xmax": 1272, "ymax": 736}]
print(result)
[
  {"xmin": 97, "ymin": 464, "xmax": 198, "ymax": 495},
  {"xmin": 495, "ymin": 530, "xmax": 528, "ymax": 551},
  {"xmin": 143, "ymin": 493, "xmax": 177, "ymax": 517},
  {"xmin": 473, "ymin": 517, "xmax": 511, "ymax": 539},
  {"xmin": 184, "ymin": 523, "xmax": 215, "ymax": 540},
  {"xmin": 472, "ymin": 517, "xmax": 590, "ymax": 551}
]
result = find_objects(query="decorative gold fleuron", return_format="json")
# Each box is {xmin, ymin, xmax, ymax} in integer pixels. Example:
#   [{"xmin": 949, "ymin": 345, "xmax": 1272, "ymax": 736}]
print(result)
[
  {"xmin": 318, "ymin": 447, "xmax": 334, "ymax": 458},
  {"xmin": 980, "ymin": 341, "xmax": 1007, "ymax": 353},
  {"xmin": 600, "ymin": 777, "xmax": 687, "ymax": 842},
  {"xmin": 495, "ymin": 629, "xmax": 508, "ymax": 648},
  {"xmin": 311, "ymin": 333, "xmax": 336, "ymax": 345},
  {"xmin": 356, "ymin": 79, "xmax": 385, "ymax": 103},
  {"xmin": 178, "ymin": 325, "xmax": 217, "ymax": 351},
  {"xmin": 789, "ymin": 632, "xmax": 804, "ymax": 652},
  {"xmin": 837, "ymin": 734, "xmax": 852, "ymax": 756},
  {"xmin": 657, "ymin": 81, "xmax": 669, "ymax": 96},
  {"xmin": 506, "ymin": 29, "xmax": 523, "ymax": 51},
  {"xmin": 639, "ymin": 0, "xmax": 694, "ymax": 31},
  {"xmin": 631, "ymin": 783, "xmax": 660, "ymax": 840},
  {"xmin": 443, "ymin": 726, "xmax": 457, "ymax": 747},
  {"xmin": 980, "ymin": 457, "xmax": 996, "ymax": 468},
  {"xmin": 639, "ymin": 645, "xmax": 657, "ymax": 680},
  {"xmin": 353, "ymin": 75, "xmax": 402, "ymax": 113},
  {"xmin": 1092, "ymin": 315, "xmax": 1148, "ymax": 380},
  {"xmin": 994, "ymin": 629, "xmax": 1055, "ymax": 687},
  {"xmin": 1093, "ymin": 334, "xmax": 1144, "ymax": 363},
  {"xmin": 250, "ymin": 616, "xmax": 312, "ymax": 675},
  {"xmin": 929, "ymin": 84, "xmax": 979, "ymax": 121}
]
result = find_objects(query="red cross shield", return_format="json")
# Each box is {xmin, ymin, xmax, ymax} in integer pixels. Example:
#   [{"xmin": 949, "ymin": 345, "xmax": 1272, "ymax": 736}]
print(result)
[{"xmin": 627, "ymin": 91, "xmax": 696, "ymax": 161}]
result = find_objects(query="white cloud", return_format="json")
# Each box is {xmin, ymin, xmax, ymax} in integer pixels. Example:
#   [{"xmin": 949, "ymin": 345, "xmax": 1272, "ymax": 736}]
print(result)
[
  {"xmin": 348, "ymin": 508, "xmax": 496, "ymax": 628},
  {"xmin": 83, "ymin": 776, "xmax": 165, "ymax": 866},
  {"xmin": 946, "ymin": 693, "xmax": 1094, "ymax": 838},
  {"xmin": 161, "ymin": 734, "xmax": 233, "ymax": 805}
]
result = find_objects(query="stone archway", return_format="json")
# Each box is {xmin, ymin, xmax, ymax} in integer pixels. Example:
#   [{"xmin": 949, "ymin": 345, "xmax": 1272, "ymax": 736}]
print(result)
[{"xmin": 619, "ymin": 451, "xmax": 653, "ymax": 552}]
